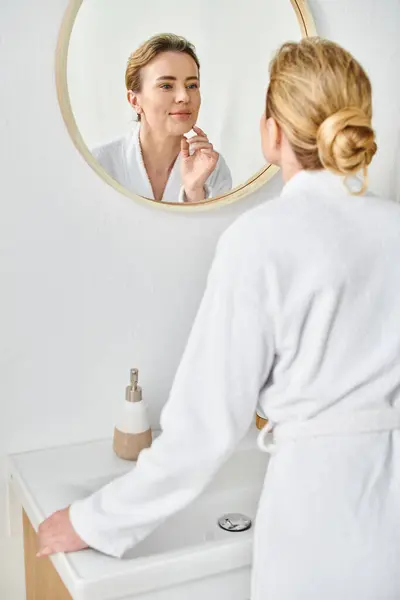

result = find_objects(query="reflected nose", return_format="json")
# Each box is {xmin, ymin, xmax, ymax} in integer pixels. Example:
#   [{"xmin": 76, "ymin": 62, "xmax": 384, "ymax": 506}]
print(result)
[{"xmin": 175, "ymin": 86, "xmax": 190, "ymax": 103}]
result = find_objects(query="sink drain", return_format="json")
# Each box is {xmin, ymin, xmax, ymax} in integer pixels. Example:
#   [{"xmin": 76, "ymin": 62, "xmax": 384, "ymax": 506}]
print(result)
[{"xmin": 217, "ymin": 513, "xmax": 252, "ymax": 532}]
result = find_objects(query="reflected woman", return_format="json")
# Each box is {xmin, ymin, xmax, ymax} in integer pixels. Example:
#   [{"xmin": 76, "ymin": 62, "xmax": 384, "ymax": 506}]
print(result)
[{"xmin": 92, "ymin": 33, "xmax": 232, "ymax": 203}]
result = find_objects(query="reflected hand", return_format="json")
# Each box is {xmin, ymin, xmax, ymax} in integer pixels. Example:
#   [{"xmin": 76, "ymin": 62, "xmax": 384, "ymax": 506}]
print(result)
[
  {"xmin": 180, "ymin": 126, "xmax": 219, "ymax": 202},
  {"xmin": 36, "ymin": 506, "xmax": 89, "ymax": 557}
]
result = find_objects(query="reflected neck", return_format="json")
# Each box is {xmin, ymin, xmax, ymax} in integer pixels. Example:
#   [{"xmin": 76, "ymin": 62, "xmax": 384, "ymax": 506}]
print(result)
[{"xmin": 138, "ymin": 124, "xmax": 181, "ymax": 175}]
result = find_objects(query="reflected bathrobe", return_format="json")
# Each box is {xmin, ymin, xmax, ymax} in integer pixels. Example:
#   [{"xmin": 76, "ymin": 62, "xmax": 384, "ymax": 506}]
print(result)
[
  {"xmin": 92, "ymin": 127, "xmax": 232, "ymax": 202},
  {"xmin": 70, "ymin": 169, "xmax": 400, "ymax": 600}
]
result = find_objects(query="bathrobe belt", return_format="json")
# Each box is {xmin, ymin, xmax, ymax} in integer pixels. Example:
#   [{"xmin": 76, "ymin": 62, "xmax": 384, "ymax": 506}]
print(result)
[{"xmin": 257, "ymin": 408, "xmax": 400, "ymax": 454}]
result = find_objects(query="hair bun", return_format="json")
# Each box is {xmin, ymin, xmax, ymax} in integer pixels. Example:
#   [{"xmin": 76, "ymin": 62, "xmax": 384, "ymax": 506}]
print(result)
[{"xmin": 317, "ymin": 107, "xmax": 377, "ymax": 175}]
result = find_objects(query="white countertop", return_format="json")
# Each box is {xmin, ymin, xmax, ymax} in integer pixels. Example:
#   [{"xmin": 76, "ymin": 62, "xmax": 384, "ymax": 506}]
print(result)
[{"xmin": 7, "ymin": 425, "xmax": 264, "ymax": 600}]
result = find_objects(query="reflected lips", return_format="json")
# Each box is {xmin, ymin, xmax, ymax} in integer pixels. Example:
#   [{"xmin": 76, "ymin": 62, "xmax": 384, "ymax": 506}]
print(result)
[{"xmin": 170, "ymin": 112, "xmax": 191, "ymax": 120}]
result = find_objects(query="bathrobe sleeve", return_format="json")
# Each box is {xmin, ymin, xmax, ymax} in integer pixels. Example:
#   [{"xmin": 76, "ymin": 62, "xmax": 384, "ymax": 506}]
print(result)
[
  {"xmin": 69, "ymin": 221, "xmax": 275, "ymax": 558},
  {"xmin": 205, "ymin": 153, "xmax": 233, "ymax": 198},
  {"xmin": 91, "ymin": 140, "xmax": 125, "ymax": 184}
]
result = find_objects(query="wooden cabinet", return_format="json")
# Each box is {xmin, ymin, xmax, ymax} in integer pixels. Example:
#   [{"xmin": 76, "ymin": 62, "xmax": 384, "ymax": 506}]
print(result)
[{"xmin": 23, "ymin": 510, "xmax": 72, "ymax": 600}]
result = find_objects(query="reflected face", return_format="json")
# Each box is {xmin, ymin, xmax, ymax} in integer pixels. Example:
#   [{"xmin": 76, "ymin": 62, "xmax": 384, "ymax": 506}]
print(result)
[{"xmin": 129, "ymin": 51, "xmax": 201, "ymax": 136}]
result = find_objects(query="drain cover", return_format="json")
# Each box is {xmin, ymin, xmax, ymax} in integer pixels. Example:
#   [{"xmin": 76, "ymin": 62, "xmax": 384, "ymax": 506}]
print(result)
[{"xmin": 217, "ymin": 513, "xmax": 252, "ymax": 532}]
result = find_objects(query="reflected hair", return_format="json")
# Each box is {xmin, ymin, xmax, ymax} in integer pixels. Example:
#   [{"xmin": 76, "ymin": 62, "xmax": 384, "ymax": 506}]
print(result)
[
  {"xmin": 266, "ymin": 37, "xmax": 377, "ymax": 194},
  {"xmin": 125, "ymin": 33, "xmax": 200, "ymax": 121}
]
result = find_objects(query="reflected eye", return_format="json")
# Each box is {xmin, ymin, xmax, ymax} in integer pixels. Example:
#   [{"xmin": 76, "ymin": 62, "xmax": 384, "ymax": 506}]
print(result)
[
  {"xmin": 160, "ymin": 84, "xmax": 172, "ymax": 90},
  {"xmin": 187, "ymin": 83, "xmax": 199, "ymax": 90}
]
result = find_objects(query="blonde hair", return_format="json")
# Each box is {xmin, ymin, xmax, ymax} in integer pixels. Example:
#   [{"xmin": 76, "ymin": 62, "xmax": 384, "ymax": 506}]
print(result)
[
  {"xmin": 266, "ymin": 37, "xmax": 377, "ymax": 194},
  {"xmin": 125, "ymin": 34, "xmax": 200, "ymax": 121}
]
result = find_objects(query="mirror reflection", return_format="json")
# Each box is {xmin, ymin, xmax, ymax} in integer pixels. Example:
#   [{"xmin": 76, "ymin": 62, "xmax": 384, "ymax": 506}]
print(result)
[
  {"xmin": 92, "ymin": 34, "xmax": 232, "ymax": 203},
  {"xmin": 66, "ymin": 0, "xmax": 304, "ymax": 204}
]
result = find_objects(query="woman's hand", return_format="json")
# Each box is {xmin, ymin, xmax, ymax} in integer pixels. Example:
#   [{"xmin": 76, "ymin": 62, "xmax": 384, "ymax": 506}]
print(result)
[
  {"xmin": 36, "ymin": 507, "xmax": 89, "ymax": 557},
  {"xmin": 180, "ymin": 125, "xmax": 219, "ymax": 202}
]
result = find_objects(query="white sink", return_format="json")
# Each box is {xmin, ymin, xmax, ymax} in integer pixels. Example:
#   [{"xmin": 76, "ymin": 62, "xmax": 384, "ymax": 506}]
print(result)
[{"xmin": 7, "ymin": 426, "xmax": 269, "ymax": 600}]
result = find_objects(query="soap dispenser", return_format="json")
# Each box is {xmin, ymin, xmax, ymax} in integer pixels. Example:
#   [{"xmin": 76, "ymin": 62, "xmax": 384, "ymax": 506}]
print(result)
[{"xmin": 113, "ymin": 368, "xmax": 152, "ymax": 461}]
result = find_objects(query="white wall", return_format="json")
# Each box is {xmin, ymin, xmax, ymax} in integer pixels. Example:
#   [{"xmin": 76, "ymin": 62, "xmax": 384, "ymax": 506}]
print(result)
[{"xmin": 1, "ymin": 0, "xmax": 400, "ymax": 596}]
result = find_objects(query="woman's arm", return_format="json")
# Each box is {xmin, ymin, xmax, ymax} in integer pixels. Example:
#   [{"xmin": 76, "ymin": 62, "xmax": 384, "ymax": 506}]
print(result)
[{"xmin": 41, "ymin": 221, "xmax": 275, "ymax": 558}]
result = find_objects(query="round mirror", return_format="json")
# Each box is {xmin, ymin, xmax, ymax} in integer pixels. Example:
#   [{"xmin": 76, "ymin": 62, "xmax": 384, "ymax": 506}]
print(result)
[{"xmin": 56, "ymin": 0, "xmax": 316, "ymax": 209}]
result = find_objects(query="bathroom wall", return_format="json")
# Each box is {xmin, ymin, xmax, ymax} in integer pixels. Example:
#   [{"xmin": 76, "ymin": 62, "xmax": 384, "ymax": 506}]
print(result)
[{"xmin": 1, "ymin": 0, "xmax": 399, "ymax": 594}]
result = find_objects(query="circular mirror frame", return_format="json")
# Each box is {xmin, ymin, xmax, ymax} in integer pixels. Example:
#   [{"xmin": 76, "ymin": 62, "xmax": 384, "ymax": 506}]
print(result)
[{"xmin": 55, "ymin": 0, "xmax": 316, "ymax": 211}]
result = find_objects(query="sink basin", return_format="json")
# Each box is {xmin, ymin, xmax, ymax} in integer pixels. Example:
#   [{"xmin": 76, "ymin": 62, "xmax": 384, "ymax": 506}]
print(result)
[{"xmin": 8, "ymin": 426, "xmax": 269, "ymax": 600}]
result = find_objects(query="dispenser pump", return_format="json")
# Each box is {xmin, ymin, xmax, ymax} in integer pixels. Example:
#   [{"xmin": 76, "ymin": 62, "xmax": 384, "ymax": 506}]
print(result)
[
  {"xmin": 126, "ymin": 368, "xmax": 142, "ymax": 403},
  {"xmin": 113, "ymin": 367, "xmax": 152, "ymax": 461}
]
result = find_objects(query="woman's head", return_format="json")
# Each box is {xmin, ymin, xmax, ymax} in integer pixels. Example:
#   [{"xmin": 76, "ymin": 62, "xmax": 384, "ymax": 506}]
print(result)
[
  {"xmin": 125, "ymin": 33, "xmax": 201, "ymax": 136},
  {"xmin": 261, "ymin": 37, "xmax": 377, "ymax": 192}
]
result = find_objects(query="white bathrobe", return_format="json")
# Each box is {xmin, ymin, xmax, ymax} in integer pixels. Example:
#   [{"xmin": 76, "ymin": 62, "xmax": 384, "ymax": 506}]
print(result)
[
  {"xmin": 70, "ymin": 169, "xmax": 400, "ymax": 600},
  {"xmin": 92, "ymin": 127, "xmax": 232, "ymax": 202}
]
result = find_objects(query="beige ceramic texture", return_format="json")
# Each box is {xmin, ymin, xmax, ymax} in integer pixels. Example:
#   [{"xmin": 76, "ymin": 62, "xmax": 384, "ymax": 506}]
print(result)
[{"xmin": 113, "ymin": 427, "xmax": 153, "ymax": 461}]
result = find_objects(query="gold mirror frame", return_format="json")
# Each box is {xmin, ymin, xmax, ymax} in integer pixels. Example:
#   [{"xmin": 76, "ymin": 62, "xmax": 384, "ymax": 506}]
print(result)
[{"xmin": 55, "ymin": 0, "xmax": 316, "ymax": 212}]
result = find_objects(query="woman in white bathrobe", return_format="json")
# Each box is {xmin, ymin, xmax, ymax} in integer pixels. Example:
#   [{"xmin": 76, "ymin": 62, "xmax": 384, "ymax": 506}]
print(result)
[
  {"xmin": 38, "ymin": 38, "xmax": 400, "ymax": 600},
  {"xmin": 92, "ymin": 33, "xmax": 232, "ymax": 203}
]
